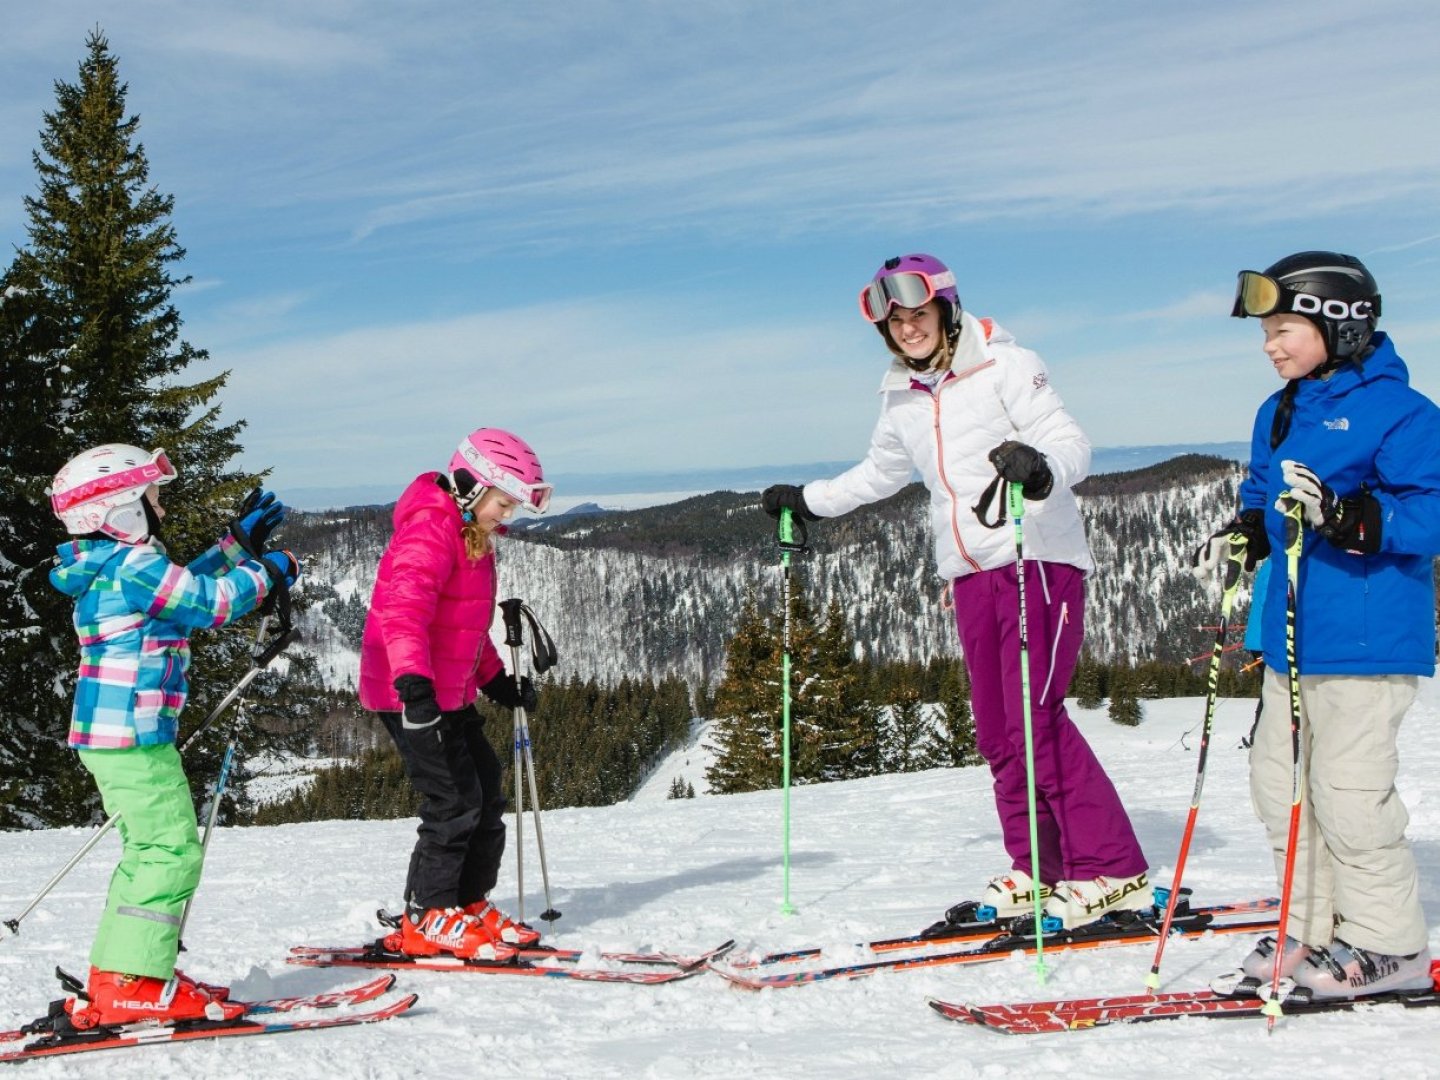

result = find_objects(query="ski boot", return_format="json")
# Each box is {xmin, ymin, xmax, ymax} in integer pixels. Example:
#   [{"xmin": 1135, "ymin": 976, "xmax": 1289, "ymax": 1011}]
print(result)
[
  {"xmin": 63, "ymin": 969, "xmax": 243, "ymax": 1029},
  {"xmin": 1210, "ymin": 934, "xmax": 1311, "ymax": 996},
  {"xmin": 922, "ymin": 870, "xmax": 1053, "ymax": 938},
  {"xmin": 1291, "ymin": 941, "xmax": 1434, "ymax": 1000},
  {"xmin": 464, "ymin": 900, "xmax": 542, "ymax": 947},
  {"xmin": 383, "ymin": 904, "xmax": 518, "ymax": 961},
  {"xmin": 1044, "ymin": 871, "xmax": 1153, "ymax": 929}
]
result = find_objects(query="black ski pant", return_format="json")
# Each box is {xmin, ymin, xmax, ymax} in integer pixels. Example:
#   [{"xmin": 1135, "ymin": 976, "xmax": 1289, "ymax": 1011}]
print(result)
[{"xmin": 380, "ymin": 704, "xmax": 507, "ymax": 911}]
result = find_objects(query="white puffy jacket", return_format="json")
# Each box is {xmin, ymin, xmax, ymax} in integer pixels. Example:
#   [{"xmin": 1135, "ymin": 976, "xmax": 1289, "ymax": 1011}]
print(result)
[{"xmin": 803, "ymin": 311, "xmax": 1094, "ymax": 582}]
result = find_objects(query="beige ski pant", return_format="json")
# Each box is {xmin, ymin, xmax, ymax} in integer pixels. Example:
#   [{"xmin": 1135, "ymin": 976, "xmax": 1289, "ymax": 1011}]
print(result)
[{"xmin": 1250, "ymin": 669, "xmax": 1427, "ymax": 955}]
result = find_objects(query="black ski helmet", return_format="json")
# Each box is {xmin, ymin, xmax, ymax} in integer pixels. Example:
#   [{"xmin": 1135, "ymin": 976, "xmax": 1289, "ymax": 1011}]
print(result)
[{"xmin": 1232, "ymin": 250, "xmax": 1381, "ymax": 362}]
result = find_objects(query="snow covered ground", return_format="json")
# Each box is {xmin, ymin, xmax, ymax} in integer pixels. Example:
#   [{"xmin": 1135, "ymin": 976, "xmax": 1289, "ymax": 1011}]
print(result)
[{"xmin": 2, "ymin": 686, "xmax": 1437, "ymax": 1078}]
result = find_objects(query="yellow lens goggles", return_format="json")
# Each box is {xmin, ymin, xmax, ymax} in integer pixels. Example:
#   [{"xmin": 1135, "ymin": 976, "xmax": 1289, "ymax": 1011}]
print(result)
[{"xmin": 1232, "ymin": 271, "xmax": 1283, "ymax": 318}]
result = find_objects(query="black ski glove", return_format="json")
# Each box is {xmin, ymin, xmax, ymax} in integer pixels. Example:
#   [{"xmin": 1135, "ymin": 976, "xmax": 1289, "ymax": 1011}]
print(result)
[
  {"xmin": 1192, "ymin": 509, "xmax": 1270, "ymax": 577},
  {"xmin": 761, "ymin": 484, "xmax": 819, "ymax": 521},
  {"xmin": 230, "ymin": 488, "xmax": 286, "ymax": 557},
  {"xmin": 987, "ymin": 441, "xmax": 1054, "ymax": 500},
  {"xmin": 481, "ymin": 671, "xmax": 538, "ymax": 713},
  {"xmin": 395, "ymin": 673, "xmax": 442, "ymax": 731},
  {"xmin": 1280, "ymin": 459, "xmax": 1382, "ymax": 555}
]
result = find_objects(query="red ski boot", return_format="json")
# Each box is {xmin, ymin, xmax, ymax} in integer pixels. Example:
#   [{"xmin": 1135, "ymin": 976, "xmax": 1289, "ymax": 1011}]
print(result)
[
  {"xmin": 174, "ymin": 968, "xmax": 232, "ymax": 1002},
  {"xmin": 464, "ymin": 900, "xmax": 542, "ymax": 946},
  {"xmin": 64, "ymin": 969, "xmax": 244, "ymax": 1029},
  {"xmin": 384, "ymin": 906, "xmax": 518, "ymax": 961}
]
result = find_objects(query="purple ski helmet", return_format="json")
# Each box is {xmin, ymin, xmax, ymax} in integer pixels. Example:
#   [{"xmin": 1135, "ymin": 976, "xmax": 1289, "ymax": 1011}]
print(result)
[{"xmin": 859, "ymin": 254, "xmax": 961, "ymax": 341}]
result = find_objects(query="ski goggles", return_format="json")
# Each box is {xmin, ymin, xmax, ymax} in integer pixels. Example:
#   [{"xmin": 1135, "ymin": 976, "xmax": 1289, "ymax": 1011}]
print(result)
[
  {"xmin": 454, "ymin": 442, "xmax": 553, "ymax": 513},
  {"xmin": 858, "ymin": 269, "xmax": 956, "ymax": 323},
  {"xmin": 1232, "ymin": 269, "xmax": 1380, "ymax": 321},
  {"xmin": 1231, "ymin": 271, "xmax": 1287, "ymax": 318},
  {"xmin": 49, "ymin": 448, "xmax": 176, "ymax": 514}
]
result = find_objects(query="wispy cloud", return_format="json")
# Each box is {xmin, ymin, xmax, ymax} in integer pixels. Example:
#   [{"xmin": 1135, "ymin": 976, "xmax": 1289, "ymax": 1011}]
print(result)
[{"xmin": 4, "ymin": 1, "xmax": 1439, "ymax": 489}]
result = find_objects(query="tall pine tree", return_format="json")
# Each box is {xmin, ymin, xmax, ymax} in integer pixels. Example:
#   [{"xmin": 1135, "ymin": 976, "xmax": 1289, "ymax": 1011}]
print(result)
[
  {"xmin": 803, "ymin": 598, "xmax": 874, "ymax": 782},
  {"xmin": 0, "ymin": 31, "xmax": 289, "ymax": 827},
  {"xmin": 705, "ymin": 592, "xmax": 784, "ymax": 794},
  {"xmin": 923, "ymin": 661, "xmax": 981, "ymax": 768}
]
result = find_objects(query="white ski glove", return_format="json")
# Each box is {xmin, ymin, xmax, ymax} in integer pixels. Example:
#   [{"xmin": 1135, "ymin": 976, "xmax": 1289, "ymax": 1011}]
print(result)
[
  {"xmin": 1277, "ymin": 459, "xmax": 1382, "ymax": 553},
  {"xmin": 1277, "ymin": 460, "xmax": 1336, "ymax": 530},
  {"xmin": 1190, "ymin": 510, "xmax": 1269, "ymax": 579}
]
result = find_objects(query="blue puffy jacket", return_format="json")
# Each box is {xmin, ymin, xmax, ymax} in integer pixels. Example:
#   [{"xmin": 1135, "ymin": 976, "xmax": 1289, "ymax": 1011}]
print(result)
[{"xmin": 1239, "ymin": 333, "xmax": 1440, "ymax": 676}]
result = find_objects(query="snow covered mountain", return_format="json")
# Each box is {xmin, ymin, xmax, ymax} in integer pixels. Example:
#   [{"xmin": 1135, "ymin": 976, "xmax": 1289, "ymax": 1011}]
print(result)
[
  {"xmin": 290, "ymin": 456, "xmax": 1245, "ymax": 692},
  {"xmin": 2, "ymin": 686, "xmax": 1434, "ymax": 1077}
]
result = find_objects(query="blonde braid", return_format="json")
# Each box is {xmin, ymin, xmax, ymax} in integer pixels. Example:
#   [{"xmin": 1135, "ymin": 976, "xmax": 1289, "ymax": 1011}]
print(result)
[{"xmin": 461, "ymin": 517, "xmax": 493, "ymax": 561}]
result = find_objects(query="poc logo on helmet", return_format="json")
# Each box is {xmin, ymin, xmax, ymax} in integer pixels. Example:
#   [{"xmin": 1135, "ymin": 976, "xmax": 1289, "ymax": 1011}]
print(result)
[{"xmin": 1292, "ymin": 294, "xmax": 1374, "ymax": 320}]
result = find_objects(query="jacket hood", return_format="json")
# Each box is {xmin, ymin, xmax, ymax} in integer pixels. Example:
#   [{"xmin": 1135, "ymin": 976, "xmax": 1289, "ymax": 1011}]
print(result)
[
  {"xmin": 50, "ymin": 539, "xmax": 127, "ymax": 598},
  {"xmin": 394, "ymin": 472, "xmax": 462, "ymax": 528},
  {"xmin": 1302, "ymin": 332, "xmax": 1407, "ymax": 401}
]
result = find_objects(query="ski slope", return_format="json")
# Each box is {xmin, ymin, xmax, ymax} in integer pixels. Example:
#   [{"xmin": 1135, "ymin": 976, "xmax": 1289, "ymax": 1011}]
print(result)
[{"xmin": 1, "ymin": 686, "xmax": 1436, "ymax": 1078}]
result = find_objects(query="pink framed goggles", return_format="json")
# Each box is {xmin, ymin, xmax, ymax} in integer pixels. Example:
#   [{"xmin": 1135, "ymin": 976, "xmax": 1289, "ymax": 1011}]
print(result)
[
  {"xmin": 49, "ymin": 448, "xmax": 176, "ymax": 515},
  {"xmin": 858, "ymin": 269, "xmax": 957, "ymax": 323},
  {"xmin": 454, "ymin": 443, "xmax": 553, "ymax": 513}
]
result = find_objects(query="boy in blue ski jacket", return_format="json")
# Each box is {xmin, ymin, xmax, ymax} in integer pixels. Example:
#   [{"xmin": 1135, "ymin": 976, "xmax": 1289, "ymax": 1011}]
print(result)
[{"xmin": 1192, "ymin": 251, "xmax": 1440, "ymax": 999}]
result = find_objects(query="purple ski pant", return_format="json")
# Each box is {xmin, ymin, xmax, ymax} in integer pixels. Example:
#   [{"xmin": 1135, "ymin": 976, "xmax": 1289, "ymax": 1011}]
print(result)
[{"xmin": 952, "ymin": 560, "xmax": 1146, "ymax": 884}]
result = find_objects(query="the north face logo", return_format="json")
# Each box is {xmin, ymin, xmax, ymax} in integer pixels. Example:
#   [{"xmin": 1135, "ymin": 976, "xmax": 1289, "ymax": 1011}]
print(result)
[{"xmin": 1323, "ymin": 417, "xmax": 1350, "ymax": 431}]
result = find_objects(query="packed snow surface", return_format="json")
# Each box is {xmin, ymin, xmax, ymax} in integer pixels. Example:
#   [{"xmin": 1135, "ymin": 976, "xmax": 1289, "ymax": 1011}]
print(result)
[{"xmin": 2, "ymin": 687, "xmax": 1437, "ymax": 1078}]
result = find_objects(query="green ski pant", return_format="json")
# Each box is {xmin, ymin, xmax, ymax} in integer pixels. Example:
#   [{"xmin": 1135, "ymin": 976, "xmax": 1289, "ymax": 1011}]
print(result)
[{"xmin": 77, "ymin": 744, "xmax": 202, "ymax": 980}]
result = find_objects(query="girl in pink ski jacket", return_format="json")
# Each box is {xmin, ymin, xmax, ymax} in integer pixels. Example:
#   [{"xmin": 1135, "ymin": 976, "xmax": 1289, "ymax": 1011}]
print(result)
[
  {"xmin": 358, "ymin": 428, "xmax": 553, "ymax": 961},
  {"xmin": 358, "ymin": 476, "xmax": 506, "ymax": 714},
  {"xmin": 763, "ymin": 254, "xmax": 1149, "ymax": 932}
]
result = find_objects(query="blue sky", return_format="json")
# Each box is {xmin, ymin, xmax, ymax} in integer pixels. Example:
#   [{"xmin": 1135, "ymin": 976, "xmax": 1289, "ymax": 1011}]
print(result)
[{"xmin": 3, "ymin": 2, "xmax": 1439, "ymax": 505}]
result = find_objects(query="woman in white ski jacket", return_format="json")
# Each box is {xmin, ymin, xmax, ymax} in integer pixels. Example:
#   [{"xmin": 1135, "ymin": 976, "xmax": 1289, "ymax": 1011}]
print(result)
[{"xmin": 763, "ymin": 253, "xmax": 1149, "ymax": 930}]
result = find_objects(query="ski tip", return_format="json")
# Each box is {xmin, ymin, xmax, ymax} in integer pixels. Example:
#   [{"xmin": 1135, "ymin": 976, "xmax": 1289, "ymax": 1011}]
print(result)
[{"xmin": 388, "ymin": 992, "xmax": 420, "ymax": 1015}]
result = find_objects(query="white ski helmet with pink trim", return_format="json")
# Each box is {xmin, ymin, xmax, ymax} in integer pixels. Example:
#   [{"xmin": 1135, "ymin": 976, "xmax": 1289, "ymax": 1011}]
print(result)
[
  {"xmin": 49, "ymin": 444, "xmax": 177, "ymax": 542},
  {"xmin": 448, "ymin": 428, "xmax": 551, "ymax": 514}
]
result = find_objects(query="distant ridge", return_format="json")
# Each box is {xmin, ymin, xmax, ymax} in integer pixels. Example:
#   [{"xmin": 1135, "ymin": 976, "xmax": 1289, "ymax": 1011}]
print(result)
[{"xmin": 286, "ymin": 442, "xmax": 1249, "ymax": 511}]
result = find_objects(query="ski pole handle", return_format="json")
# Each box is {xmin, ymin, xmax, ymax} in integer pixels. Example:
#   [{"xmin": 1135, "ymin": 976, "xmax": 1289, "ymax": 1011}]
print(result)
[
  {"xmin": 500, "ymin": 598, "xmax": 558, "ymax": 673},
  {"xmin": 1007, "ymin": 480, "xmax": 1025, "ymax": 522},
  {"xmin": 777, "ymin": 507, "xmax": 810, "ymax": 553}
]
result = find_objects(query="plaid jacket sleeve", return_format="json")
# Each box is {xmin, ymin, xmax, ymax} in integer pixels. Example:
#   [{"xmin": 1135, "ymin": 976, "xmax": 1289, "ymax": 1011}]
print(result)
[
  {"xmin": 117, "ymin": 544, "xmax": 271, "ymax": 630},
  {"xmin": 186, "ymin": 531, "xmax": 248, "ymax": 577}
]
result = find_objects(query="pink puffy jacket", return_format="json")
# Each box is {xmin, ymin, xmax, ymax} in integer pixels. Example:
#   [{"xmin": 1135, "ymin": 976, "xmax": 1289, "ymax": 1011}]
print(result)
[{"xmin": 358, "ymin": 473, "xmax": 506, "ymax": 713}]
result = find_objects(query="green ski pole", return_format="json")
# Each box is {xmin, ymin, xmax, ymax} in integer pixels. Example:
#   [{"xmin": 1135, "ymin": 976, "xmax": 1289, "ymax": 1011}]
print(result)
[
  {"xmin": 777, "ymin": 506, "xmax": 809, "ymax": 915},
  {"xmin": 1007, "ymin": 481, "xmax": 1048, "ymax": 984}
]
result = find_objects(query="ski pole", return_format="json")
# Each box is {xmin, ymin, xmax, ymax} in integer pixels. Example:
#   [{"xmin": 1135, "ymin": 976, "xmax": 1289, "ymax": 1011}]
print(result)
[
  {"xmin": 500, "ymin": 599, "xmax": 561, "ymax": 924},
  {"xmin": 512, "ymin": 679, "xmax": 525, "ymax": 922},
  {"xmin": 1264, "ymin": 498, "xmax": 1306, "ymax": 1031},
  {"xmin": 776, "ymin": 507, "xmax": 809, "ymax": 916},
  {"xmin": 2, "ymin": 610, "xmax": 293, "ymax": 939},
  {"xmin": 1007, "ymin": 482, "xmax": 1048, "ymax": 984},
  {"xmin": 176, "ymin": 731, "xmax": 240, "ymax": 945},
  {"xmin": 1146, "ymin": 530, "xmax": 1248, "ymax": 991}
]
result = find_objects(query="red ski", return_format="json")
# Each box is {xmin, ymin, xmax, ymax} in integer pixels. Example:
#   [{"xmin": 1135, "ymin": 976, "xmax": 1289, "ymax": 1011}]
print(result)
[
  {"xmin": 0, "ymin": 988, "xmax": 415, "ymax": 1063},
  {"xmin": 928, "ymin": 959, "xmax": 1440, "ymax": 1033},
  {"xmin": 288, "ymin": 938, "xmax": 735, "ymax": 985}
]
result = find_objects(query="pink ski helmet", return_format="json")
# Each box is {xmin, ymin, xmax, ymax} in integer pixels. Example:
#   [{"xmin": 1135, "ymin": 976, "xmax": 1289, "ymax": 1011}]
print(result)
[
  {"xmin": 48, "ymin": 444, "xmax": 177, "ymax": 543},
  {"xmin": 859, "ymin": 254, "xmax": 962, "ymax": 337},
  {"xmin": 449, "ymin": 428, "xmax": 551, "ymax": 514}
]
